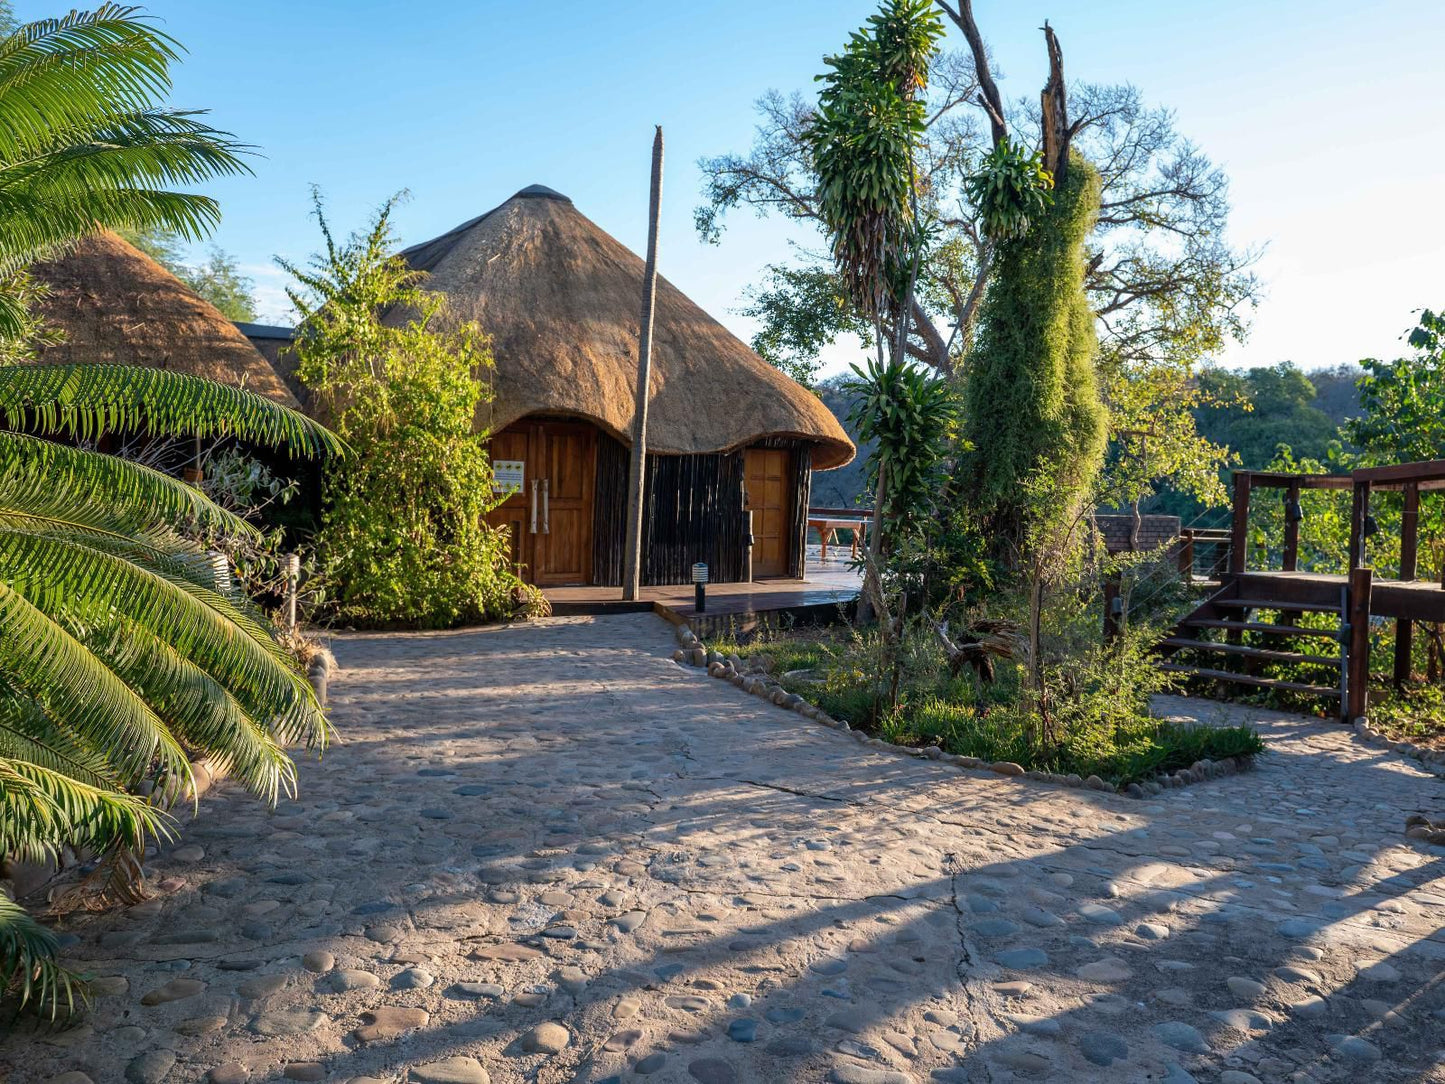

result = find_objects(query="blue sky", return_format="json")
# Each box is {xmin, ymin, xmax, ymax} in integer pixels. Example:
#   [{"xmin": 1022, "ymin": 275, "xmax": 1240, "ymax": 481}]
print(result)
[{"xmin": 19, "ymin": 0, "xmax": 1445, "ymax": 377}]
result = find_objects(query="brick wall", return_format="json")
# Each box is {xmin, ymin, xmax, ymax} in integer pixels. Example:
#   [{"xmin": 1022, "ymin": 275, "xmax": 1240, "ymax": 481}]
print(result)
[{"xmin": 1093, "ymin": 514, "xmax": 1181, "ymax": 555}]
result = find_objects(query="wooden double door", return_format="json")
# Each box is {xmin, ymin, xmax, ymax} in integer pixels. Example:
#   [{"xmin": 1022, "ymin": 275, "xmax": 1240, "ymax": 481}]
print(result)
[
  {"xmin": 744, "ymin": 447, "xmax": 793, "ymax": 579},
  {"xmin": 487, "ymin": 420, "xmax": 596, "ymax": 586}
]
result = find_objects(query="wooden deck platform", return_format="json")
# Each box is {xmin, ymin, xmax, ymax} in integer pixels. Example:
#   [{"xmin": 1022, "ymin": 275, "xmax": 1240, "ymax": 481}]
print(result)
[
  {"xmin": 1234, "ymin": 571, "xmax": 1445, "ymax": 622},
  {"xmin": 543, "ymin": 545, "xmax": 861, "ymax": 635}
]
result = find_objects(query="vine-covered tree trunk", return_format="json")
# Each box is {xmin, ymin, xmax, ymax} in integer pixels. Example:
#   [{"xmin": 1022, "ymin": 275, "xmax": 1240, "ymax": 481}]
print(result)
[{"xmin": 958, "ymin": 152, "xmax": 1108, "ymax": 563}]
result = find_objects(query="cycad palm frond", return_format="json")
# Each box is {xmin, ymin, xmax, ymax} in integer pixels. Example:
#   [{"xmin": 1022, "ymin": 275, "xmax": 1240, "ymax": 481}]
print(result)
[
  {"xmin": 85, "ymin": 620, "xmax": 300, "ymax": 805},
  {"xmin": 0, "ymin": 756, "xmax": 172, "ymax": 865},
  {"xmin": 0, "ymin": 686, "xmax": 120, "ymax": 790},
  {"xmin": 0, "ymin": 3, "xmax": 347, "ymax": 1017},
  {"xmin": 0, "ymin": 893, "xmax": 78, "ymax": 1018},
  {"xmin": 0, "ymin": 430, "xmax": 255, "ymax": 540},
  {"xmin": 0, "ymin": 5, "xmax": 253, "ymax": 306},
  {"xmin": 0, "ymin": 580, "xmax": 190, "ymax": 785},
  {"xmin": 0, "ymin": 364, "xmax": 343, "ymax": 458},
  {"xmin": 1, "ymin": 521, "xmax": 329, "ymax": 755}
]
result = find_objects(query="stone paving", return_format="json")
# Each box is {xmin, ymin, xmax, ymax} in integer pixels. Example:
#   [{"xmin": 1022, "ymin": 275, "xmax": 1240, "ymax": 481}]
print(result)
[{"xmin": 6, "ymin": 612, "xmax": 1444, "ymax": 1084}]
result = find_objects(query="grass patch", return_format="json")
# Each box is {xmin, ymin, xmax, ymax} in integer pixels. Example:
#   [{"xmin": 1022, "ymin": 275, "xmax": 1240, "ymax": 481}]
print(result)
[{"xmin": 1368, "ymin": 683, "xmax": 1445, "ymax": 749}]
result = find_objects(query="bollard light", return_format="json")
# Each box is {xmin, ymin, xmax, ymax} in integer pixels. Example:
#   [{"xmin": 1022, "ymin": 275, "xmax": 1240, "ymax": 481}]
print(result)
[{"xmin": 692, "ymin": 562, "xmax": 709, "ymax": 614}]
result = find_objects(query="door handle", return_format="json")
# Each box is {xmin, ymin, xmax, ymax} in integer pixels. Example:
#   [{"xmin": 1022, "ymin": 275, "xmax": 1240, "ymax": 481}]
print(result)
[
  {"xmin": 530, "ymin": 479, "xmax": 539, "ymax": 534},
  {"xmin": 542, "ymin": 478, "xmax": 550, "ymax": 534}
]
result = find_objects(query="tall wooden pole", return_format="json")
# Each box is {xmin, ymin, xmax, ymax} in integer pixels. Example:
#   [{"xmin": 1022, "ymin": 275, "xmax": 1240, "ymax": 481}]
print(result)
[{"xmin": 623, "ymin": 126, "xmax": 663, "ymax": 600}]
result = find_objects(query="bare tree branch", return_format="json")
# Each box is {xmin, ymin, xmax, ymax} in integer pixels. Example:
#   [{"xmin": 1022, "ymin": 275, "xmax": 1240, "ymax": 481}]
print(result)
[{"xmin": 937, "ymin": 0, "xmax": 1008, "ymax": 145}]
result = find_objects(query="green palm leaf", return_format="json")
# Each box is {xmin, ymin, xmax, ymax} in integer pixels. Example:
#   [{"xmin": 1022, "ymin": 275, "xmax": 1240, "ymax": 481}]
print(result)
[
  {"xmin": 0, "ymin": 4, "xmax": 346, "ymax": 1013},
  {"xmin": 0, "ymin": 5, "xmax": 253, "ymax": 304},
  {"xmin": 0, "ymin": 685, "xmax": 119, "ymax": 789},
  {"xmin": 0, "ymin": 756, "xmax": 170, "ymax": 865},
  {"xmin": 0, "ymin": 528, "xmax": 327, "ymax": 754},
  {"xmin": 84, "ymin": 621, "xmax": 299, "ymax": 804},
  {"xmin": 0, "ymin": 430, "xmax": 255, "ymax": 540},
  {"xmin": 0, "ymin": 580, "xmax": 189, "ymax": 785},
  {"xmin": 0, "ymin": 365, "xmax": 343, "ymax": 457},
  {"xmin": 0, "ymin": 893, "xmax": 78, "ymax": 1017}
]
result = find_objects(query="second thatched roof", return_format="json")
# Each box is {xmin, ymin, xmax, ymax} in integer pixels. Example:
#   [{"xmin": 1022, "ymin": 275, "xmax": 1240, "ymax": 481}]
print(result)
[
  {"xmin": 29, "ymin": 231, "xmax": 301, "ymax": 409},
  {"xmin": 399, "ymin": 185, "xmax": 854, "ymax": 470}
]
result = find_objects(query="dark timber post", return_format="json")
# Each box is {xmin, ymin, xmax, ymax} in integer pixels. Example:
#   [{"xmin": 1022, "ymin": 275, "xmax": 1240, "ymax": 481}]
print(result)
[
  {"xmin": 1345, "ymin": 565, "xmax": 1373, "ymax": 723},
  {"xmin": 1102, "ymin": 574, "xmax": 1122, "ymax": 642},
  {"xmin": 1347, "ymin": 480, "xmax": 1370, "ymax": 571},
  {"xmin": 1177, "ymin": 530, "xmax": 1194, "ymax": 586},
  {"xmin": 1282, "ymin": 481, "xmax": 1301, "ymax": 572},
  {"xmin": 623, "ymin": 127, "xmax": 664, "ymax": 601},
  {"xmin": 1229, "ymin": 472, "xmax": 1252, "ymax": 575},
  {"xmin": 1395, "ymin": 481, "xmax": 1420, "ymax": 688}
]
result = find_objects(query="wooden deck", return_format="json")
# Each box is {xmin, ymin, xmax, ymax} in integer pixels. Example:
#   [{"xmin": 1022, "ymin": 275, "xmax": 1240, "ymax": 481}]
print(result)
[
  {"xmin": 543, "ymin": 545, "xmax": 861, "ymax": 635},
  {"xmin": 1234, "ymin": 571, "xmax": 1445, "ymax": 622}
]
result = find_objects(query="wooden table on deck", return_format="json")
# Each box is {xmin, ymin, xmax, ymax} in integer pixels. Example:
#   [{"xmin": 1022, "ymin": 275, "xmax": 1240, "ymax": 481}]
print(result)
[{"xmin": 808, "ymin": 514, "xmax": 870, "ymax": 560}]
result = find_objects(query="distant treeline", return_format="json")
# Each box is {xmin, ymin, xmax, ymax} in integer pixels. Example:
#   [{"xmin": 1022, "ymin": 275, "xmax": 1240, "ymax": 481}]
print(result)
[{"xmin": 810, "ymin": 361, "xmax": 1365, "ymax": 519}]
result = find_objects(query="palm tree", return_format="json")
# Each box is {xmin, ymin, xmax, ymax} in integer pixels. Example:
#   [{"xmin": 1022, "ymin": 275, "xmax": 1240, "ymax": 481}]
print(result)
[
  {"xmin": 0, "ymin": 4, "xmax": 251, "ymax": 337},
  {"xmin": 0, "ymin": 366, "xmax": 340, "ymax": 1013},
  {"xmin": 0, "ymin": 6, "xmax": 338, "ymax": 1013}
]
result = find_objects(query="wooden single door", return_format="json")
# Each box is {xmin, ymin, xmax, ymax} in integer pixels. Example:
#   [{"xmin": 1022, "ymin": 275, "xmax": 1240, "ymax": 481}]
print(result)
[
  {"xmin": 745, "ymin": 447, "xmax": 792, "ymax": 579},
  {"xmin": 485, "ymin": 420, "xmax": 596, "ymax": 586},
  {"xmin": 533, "ymin": 422, "xmax": 595, "ymax": 585}
]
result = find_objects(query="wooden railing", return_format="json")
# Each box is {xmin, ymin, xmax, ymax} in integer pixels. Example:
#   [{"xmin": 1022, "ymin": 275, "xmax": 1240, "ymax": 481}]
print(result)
[
  {"xmin": 1226, "ymin": 459, "xmax": 1445, "ymax": 716},
  {"xmin": 1176, "ymin": 527, "xmax": 1232, "ymax": 585}
]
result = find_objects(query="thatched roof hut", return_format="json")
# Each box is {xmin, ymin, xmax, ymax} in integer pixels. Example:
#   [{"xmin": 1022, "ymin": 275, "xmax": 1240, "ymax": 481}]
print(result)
[
  {"xmin": 30, "ymin": 231, "xmax": 300, "ymax": 409},
  {"xmin": 401, "ymin": 185, "xmax": 852, "ymax": 470},
  {"xmin": 391, "ymin": 184, "xmax": 853, "ymax": 587}
]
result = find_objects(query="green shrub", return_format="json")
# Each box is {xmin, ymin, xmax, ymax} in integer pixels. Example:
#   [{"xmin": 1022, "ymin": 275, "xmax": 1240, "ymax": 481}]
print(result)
[
  {"xmin": 282, "ymin": 193, "xmax": 540, "ymax": 628},
  {"xmin": 740, "ymin": 579, "xmax": 1265, "ymax": 787}
]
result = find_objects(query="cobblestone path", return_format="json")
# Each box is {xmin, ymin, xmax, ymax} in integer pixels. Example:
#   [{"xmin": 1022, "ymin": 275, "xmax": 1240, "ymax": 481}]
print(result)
[{"xmin": 7, "ymin": 613, "xmax": 1443, "ymax": 1083}]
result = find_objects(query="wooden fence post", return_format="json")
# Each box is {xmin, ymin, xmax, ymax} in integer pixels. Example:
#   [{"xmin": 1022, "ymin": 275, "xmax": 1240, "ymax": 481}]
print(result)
[
  {"xmin": 1282, "ymin": 480, "xmax": 1301, "ymax": 572},
  {"xmin": 1394, "ymin": 482, "xmax": 1419, "ymax": 688},
  {"xmin": 1345, "ymin": 565, "xmax": 1373, "ymax": 723},
  {"xmin": 1102, "ymin": 574, "xmax": 1122, "ymax": 642},
  {"xmin": 1229, "ymin": 472, "xmax": 1252, "ymax": 575},
  {"xmin": 1347, "ymin": 480, "xmax": 1371, "ymax": 570}
]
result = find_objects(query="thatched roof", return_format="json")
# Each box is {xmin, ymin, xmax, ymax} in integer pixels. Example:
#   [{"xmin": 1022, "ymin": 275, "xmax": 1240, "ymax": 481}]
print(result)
[
  {"xmin": 399, "ymin": 185, "xmax": 854, "ymax": 470},
  {"xmin": 30, "ymin": 231, "xmax": 301, "ymax": 409}
]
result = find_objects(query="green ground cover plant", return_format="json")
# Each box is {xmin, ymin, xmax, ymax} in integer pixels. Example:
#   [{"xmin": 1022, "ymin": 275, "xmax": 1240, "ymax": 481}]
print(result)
[{"xmin": 710, "ymin": 607, "xmax": 1264, "ymax": 787}]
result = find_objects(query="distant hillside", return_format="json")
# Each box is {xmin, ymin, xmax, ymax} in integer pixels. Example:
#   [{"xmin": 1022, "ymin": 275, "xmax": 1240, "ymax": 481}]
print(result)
[{"xmin": 810, "ymin": 377, "xmax": 872, "ymax": 507}]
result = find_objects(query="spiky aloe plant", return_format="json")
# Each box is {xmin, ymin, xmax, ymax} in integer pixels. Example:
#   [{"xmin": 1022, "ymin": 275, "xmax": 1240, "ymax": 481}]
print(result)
[{"xmin": 0, "ymin": 364, "xmax": 340, "ymax": 1014}]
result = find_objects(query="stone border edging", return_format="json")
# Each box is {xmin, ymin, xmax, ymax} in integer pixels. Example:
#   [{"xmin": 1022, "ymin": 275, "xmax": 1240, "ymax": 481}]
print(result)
[
  {"xmin": 668, "ymin": 622, "xmax": 1252, "ymax": 800},
  {"xmin": 1352, "ymin": 715, "xmax": 1445, "ymax": 777}
]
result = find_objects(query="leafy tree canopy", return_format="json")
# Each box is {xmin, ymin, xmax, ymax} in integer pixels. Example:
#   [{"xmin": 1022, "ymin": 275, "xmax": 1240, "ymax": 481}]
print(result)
[{"xmin": 1346, "ymin": 309, "xmax": 1445, "ymax": 466}]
